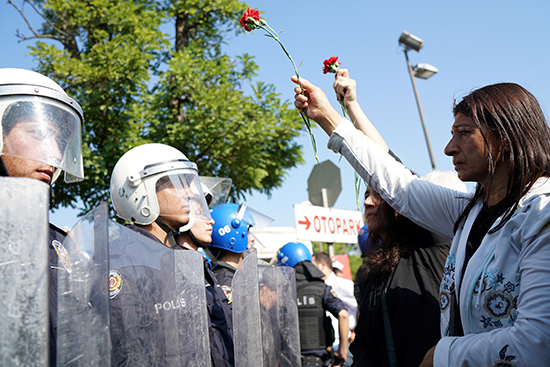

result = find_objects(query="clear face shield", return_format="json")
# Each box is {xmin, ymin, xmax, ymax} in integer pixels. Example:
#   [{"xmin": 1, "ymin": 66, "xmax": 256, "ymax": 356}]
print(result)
[
  {"xmin": 155, "ymin": 170, "xmax": 212, "ymax": 232},
  {"xmin": 199, "ymin": 176, "xmax": 232, "ymax": 208},
  {"xmin": 0, "ymin": 96, "xmax": 84, "ymax": 183},
  {"xmin": 237, "ymin": 203, "xmax": 274, "ymax": 249}
]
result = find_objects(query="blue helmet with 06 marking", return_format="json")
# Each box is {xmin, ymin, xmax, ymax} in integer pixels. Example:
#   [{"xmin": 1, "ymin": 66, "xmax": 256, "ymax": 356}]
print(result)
[{"xmin": 209, "ymin": 203, "xmax": 254, "ymax": 254}]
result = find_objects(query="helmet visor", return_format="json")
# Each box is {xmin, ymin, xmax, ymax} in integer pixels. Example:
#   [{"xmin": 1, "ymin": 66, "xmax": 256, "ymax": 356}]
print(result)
[
  {"xmin": 199, "ymin": 176, "xmax": 232, "ymax": 208},
  {"xmin": 1, "ymin": 96, "xmax": 83, "ymax": 183},
  {"xmin": 155, "ymin": 172, "xmax": 212, "ymax": 225},
  {"xmin": 237, "ymin": 204, "xmax": 274, "ymax": 230},
  {"xmin": 236, "ymin": 203, "xmax": 274, "ymax": 250}
]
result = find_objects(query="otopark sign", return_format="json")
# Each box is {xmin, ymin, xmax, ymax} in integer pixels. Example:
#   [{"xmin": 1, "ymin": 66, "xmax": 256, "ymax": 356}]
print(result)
[{"xmin": 294, "ymin": 203, "xmax": 364, "ymax": 243}]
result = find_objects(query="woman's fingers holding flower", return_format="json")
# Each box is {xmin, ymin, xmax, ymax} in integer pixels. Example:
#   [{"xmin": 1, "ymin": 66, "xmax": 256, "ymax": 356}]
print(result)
[
  {"xmin": 291, "ymin": 76, "xmax": 333, "ymax": 123},
  {"xmin": 334, "ymin": 70, "xmax": 357, "ymax": 106},
  {"xmin": 336, "ymin": 68, "xmax": 350, "ymax": 79}
]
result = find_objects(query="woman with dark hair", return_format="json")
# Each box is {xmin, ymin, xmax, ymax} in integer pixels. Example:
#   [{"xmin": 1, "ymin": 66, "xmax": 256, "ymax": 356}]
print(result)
[
  {"xmin": 353, "ymin": 183, "xmax": 450, "ymax": 367},
  {"xmin": 292, "ymin": 73, "xmax": 550, "ymax": 366}
]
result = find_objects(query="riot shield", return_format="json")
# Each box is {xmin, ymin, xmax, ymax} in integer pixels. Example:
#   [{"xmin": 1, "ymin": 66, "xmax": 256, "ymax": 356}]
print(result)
[
  {"xmin": 258, "ymin": 265, "xmax": 301, "ymax": 367},
  {"xmin": 56, "ymin": 202, "xmax": 111, "ymax": 366},
  {"xmin": 0, "ymin": 177, "xmax": 49, "ymax": 366},
  {"xmin": 108, "ymin": 222, "xmax": 210, "ymax": 367},
  {"xmin": 232, "ymin": 248, "xmax": 263, "ymax": 367}
]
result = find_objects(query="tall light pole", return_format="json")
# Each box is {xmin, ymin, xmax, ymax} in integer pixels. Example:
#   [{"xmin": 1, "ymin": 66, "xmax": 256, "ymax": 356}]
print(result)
[{"xmin": 398, "ymin": 31, "xmax": 438, "ymax": 170}]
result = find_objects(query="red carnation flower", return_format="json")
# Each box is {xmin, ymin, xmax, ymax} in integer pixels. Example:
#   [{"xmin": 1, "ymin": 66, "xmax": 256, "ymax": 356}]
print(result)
[
  {"xmin": 323, "ymin": 56, "xmax": 341, "ymax": 74},
  {"xmin": 239, "ymin": 8, "xmax": 260, "ymax": 32},
  {"xmin": 238, "ymin": 8, "xmax": 320, "ymax": 161}
]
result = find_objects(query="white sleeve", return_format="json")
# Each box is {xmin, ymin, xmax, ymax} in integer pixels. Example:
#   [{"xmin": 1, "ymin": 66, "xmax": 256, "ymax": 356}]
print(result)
[{"xmin": 327, "ymin": 118, "xmax": 468, "ymax": 239}]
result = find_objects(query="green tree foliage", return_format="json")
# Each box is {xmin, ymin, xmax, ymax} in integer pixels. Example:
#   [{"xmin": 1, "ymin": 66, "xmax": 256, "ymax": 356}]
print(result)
[{"xmin": 9, "ymin": 0, "xmax": 304, "ymax": 213}]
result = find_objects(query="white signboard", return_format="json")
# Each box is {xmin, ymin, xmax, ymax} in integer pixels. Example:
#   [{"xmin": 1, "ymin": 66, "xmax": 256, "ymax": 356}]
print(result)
[{"xmin": 294, "ymin": 204, "xmax": 364, "ymax": 243}]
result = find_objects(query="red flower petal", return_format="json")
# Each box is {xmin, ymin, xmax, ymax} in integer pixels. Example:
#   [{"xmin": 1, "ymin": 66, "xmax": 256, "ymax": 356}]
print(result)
[
  {"xmin": 322, "ymin": 56, "xmax": 341, "ymax": 74},
  {"xmin": 239, "ymin": 8, "xmax": 260, "ymax": 32}
]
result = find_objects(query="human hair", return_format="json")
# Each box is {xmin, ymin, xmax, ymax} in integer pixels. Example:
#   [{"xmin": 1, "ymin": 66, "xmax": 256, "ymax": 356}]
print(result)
[
  {"xmin": 452, "ymin": 83, "xmax": 550, "ymax": 233},
  {"xmin": 312, "ymin": 251, "xmax": 333, "ymax": 271},
  {"xmin": 366, "ymin": 199, "xmax": 434, "ymax": 277}
]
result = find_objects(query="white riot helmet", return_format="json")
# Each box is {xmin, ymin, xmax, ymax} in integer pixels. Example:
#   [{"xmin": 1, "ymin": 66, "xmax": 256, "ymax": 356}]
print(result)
[
  {"xmin": 110, "ymin": 143, "xmax": 212, "ymax": 233},
  {"xmin": 0, "ymin": 68, "xmax": 84, "ymax": 183}
]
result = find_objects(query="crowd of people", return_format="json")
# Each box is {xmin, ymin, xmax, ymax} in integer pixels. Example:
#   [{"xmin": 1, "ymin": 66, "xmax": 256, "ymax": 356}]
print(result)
[{"xmin": 2, "ymin": 64, "xmax": 550, "ymax": 367}]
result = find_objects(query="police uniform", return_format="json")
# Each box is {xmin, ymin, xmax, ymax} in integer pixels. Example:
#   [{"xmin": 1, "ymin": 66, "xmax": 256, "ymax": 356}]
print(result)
[
  {"xmin": 116, "ymin": 225, "xmax": 235, "ymax": 367},
  {"xmin": 294, "ymin": 261, "xmax": 346, "ymax": 367},
  {"xmin": 48, "ymin": 223, "xmax": 69, "ymax": 367},
  {"xmin": 211, "ymin": 259, "xmax": 237, "ymax": 309}
]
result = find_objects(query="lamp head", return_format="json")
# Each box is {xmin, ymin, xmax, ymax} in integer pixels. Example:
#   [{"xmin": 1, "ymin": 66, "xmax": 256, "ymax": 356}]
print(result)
[
  {"xmin": 413, "ymin": 63, "xmax": 439, "ymax": 79},
  {"xmin": 398, "ymin": 31, "xmax": 425, "ymax": 52}
]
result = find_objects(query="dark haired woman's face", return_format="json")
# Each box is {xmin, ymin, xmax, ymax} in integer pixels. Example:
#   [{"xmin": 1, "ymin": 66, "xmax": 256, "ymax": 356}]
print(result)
[
  {"xmin": 444, "ymin": 113, "xmax": 502, "ymax": 185},
  {"xmin": 363, "ymin": 186, "xmax": 393, "ymax": 239}
]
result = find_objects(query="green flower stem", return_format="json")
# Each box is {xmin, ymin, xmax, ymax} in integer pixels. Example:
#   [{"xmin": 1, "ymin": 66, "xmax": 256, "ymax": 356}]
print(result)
[
  {"xmin": 259, "ymin": 22, "xmax": 319, "ymax": 162},
  {"xmin": 339, "ymin": 95, "xmax": 347, "ymax": 118}
]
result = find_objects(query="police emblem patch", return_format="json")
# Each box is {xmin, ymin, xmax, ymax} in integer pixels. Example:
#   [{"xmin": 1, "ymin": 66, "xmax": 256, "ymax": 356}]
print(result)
[
  {"xmin": 51, "ymin": 239, "xmax": 71, "ymax": 272},
  {"xmin": 330, "ymin": 288, "xmax": 340, "ymax": 299},
  {"xmin": 109, "ymin": 270, "xmax": 123, "ymax": 299},
  {"xmin": 221, "ymin": 285, "xmax": 233, "ymax": 304}
]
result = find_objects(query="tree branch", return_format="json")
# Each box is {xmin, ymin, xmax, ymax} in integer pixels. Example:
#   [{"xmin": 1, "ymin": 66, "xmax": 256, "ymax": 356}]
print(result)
[{"xmin": 9, "ymin": 0, "xmax": 69, "ymax": 39}]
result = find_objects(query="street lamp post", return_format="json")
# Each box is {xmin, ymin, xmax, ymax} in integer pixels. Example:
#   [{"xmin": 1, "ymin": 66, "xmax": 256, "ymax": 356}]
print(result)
[{"xmin": 399, "ymin": 31, "xmax": 438, "ymax": 170}]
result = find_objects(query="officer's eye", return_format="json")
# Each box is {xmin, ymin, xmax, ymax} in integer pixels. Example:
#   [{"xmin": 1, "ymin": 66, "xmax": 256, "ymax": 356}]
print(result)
[{"xmin": 29, "ymin": 128, "xmax": 56, "ymax": 141}]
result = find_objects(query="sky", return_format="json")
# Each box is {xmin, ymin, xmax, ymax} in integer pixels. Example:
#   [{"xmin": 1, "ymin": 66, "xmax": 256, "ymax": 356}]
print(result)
[{"xmin": 1, "ymin": 0, "xmax": 550, "ymax": 231}]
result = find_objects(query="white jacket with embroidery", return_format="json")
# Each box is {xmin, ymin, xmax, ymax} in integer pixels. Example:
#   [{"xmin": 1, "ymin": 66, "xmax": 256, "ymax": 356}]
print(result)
[{"xmin": 327, "ymin": 118, "xmax": 550, "ymax": 366}]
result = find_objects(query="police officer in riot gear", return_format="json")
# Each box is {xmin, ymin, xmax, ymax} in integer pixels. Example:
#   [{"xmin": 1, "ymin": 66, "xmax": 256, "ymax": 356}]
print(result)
[
  {"xmin": 110, "ymin": 143, "xmax": 234, "ymax": 367},
  {"xmin": 278, "ymin": 242, "xmax": 349, "ymax": 367},
  {"xmin": 208, "ymin": 203, "xmax": 255, "ymax": 306},
  {"xmin": 0, "ymin": 68, "xmax": 85, "ymax": 366}
]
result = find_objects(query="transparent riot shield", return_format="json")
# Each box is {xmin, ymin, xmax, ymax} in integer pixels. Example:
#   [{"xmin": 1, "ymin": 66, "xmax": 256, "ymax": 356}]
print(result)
[
  {"xmin": 258, "ymin": 265, "xmax": 301, "ymax": 367},
  {"xmin": 108, "ymin": 221, "xmax": 210, "ymax": 367},
  {"xmin": 0, "ymin": 177, "xmax": 49, "ymax": 366},
  {"xmin": 232, "ymin": 248, "xmax": 263, "ymax": 366},
  {"xmin": 56, "ymin": 202, "xmax": 111, "ymax": 366}
]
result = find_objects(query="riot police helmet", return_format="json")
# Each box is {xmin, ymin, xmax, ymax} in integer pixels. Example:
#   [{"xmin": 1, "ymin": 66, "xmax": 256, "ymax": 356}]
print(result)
[
  {"xmin": 110, "ymin": 143, "xmax": 211, "ymax": 233},
  {"xmin": 0, "ymin": 68, "xmax": 84, "ymax": 183},
  {"xmin": 277, "ymin": 242, "xmax": 312, "ymax": 267},
  {"xmin": 209, "ymin": 203, "xmax": 254, "ymax": 254}
]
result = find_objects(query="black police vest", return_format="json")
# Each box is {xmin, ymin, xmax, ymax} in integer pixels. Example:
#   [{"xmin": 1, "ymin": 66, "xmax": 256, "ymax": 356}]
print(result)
[
  {"xmin": 48, "ymin": 224, "xmax": 67, "ymax": 367},
  {"xmin": 296, "ymin": 278, "xmax": 333, "ymax": 351}
]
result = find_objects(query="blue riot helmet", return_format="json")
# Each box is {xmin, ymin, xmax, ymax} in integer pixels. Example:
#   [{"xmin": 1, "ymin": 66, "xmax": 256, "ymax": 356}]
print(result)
[
  {"xmin": 209, "ymin": 203, "xmax": 254, "ymax": 254},
  {"xmin": 358, "ymin": 224, "xmax": 369, "ymax": 256},
  {"xmin": 277, "ymin": 242, "xmax": 312, "ymax": 267}
]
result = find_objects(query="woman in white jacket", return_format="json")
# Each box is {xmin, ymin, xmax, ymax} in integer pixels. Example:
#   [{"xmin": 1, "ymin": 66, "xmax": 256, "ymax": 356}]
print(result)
[{"xmin": 291, "ymin": 73, "xmax": 550, "ymax": 367}]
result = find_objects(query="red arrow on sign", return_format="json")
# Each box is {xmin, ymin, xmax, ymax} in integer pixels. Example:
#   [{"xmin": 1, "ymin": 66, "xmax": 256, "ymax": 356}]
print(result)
[{"xmin": 298, "ymin": 216, "xmax": 311, "ymax": 230}]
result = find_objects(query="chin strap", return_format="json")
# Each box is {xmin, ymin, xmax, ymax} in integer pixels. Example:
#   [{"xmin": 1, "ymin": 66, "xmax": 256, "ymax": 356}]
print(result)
[
  {"xmin": 187, "ymin": 229, "xmax": 202, "ymax": 248},
  {"xmin": 185, "ymin": 226, "xmax": 217, "ymax": 266},
  {"xmin": 155, "ymin": 218, "xmax": 179, "ymax": 249},
  {"xmin": 0, "ymin": 157, "xmax": 9, "ymax": 177},
  {"xmin": 177, "ymin": 216, "xmax": 195, "ymax": 233},
  {"xmin": 49, "ymin": 186, "xmax": 55, "ymax": 210}
]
